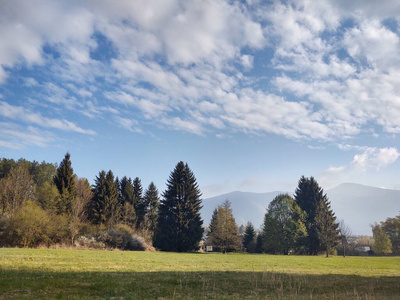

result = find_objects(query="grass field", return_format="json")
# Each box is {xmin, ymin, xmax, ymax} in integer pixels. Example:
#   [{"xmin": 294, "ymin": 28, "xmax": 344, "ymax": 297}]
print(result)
[{"xmin": 0, "ymin": 248, "xmax": 399, "ymax": 299}]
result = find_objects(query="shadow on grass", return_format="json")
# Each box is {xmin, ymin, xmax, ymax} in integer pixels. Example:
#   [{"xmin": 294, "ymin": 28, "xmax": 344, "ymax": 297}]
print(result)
[{"xmin": 0, "ymin": 269, "xmax": 398, "ymax": 299}]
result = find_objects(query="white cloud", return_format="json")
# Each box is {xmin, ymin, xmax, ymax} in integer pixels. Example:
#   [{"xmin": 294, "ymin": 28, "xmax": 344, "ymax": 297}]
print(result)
[
  {"xmin": 0, "ymin": 0, "xmax": 400, "ymax": 145},
  {"xmin": 352, "ymin": 147, "xmax": 400, "ymax": 171},
  {"xmin": 0, "ymin": 123, "xmax": 53, "ymax": 149},
  {"xmin": 0, "ymin": 101, "xmax": 96, "ymax": 135},
  {"xmin": 115, "ymin": 116, "xmax": 141, "ymax": 133},
  {"xmin": 319, "ymin": 146, "xmax": 400, "ymax": 188}
]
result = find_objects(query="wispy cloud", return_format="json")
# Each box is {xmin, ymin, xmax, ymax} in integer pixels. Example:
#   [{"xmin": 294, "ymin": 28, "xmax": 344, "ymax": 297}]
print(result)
[{"xmin": 0, "ymin": 101, "xmax": 96, "ymax": 135}]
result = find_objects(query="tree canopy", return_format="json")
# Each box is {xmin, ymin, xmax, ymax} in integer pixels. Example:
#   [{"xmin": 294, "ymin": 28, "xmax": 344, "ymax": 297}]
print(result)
[{"xmin": 263, "ymin": 194, "xmax": 307, "ymax": 255}]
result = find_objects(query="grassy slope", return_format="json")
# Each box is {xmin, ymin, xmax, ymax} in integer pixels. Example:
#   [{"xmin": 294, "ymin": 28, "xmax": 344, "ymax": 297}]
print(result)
[{"xmin": 0, "ymin": 248, "xmax": 399, "ymax": 299}]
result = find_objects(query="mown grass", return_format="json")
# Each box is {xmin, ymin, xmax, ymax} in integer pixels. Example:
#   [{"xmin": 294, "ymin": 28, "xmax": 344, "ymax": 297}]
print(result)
[{"xmin": 0, "ymin": 248, "xmax": 399, "ymax": 299}]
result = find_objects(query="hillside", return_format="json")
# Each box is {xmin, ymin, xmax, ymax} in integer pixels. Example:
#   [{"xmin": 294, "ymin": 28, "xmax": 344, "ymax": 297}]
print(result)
[{"xmin": 201, "ymin": 183, "xmax": 400, "ymax": 235}]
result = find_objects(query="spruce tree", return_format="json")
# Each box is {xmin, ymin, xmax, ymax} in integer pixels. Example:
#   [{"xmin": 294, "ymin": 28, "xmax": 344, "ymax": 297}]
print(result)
[
  {"xmin": 144, "ymin": 182, "xmax": 159, "ymax": 234},
  {"xmin": 53, "ymin": 152, "xmax": 76, "ymax": 215},
  {"xmin": 294, "ymin": 176, "xmax": 328, "ymax": 255},
  {"xmin": 207, "ymin": 200, "xmax": 241, "ymax": 253},
  {"xmin": 104, "ymin": 170, "xmax": 120, "ymax": 227},
  {"xmin": 153, "ymin": 161, "xmax": 203, "ymax": 252},
  {"xmin": 243, "ymin": 222, "xmax": 256, "ymax": 253},
  {"xmin": 89, "ymin": 170, "xmax": 120, "ymax": 227},
  {"xmin": 119, "ymin": 176, "xmax": 136, "ymax": 226},
  {"xmin": 89, "ymin": 170, "xmax": 107, "ymax": 225},
  {"xmin": 315, "ymin": 200, "xmax": 340, "ymax": 257},
  {"xmin": 132, "ymin": 177, "xmax": 145, "ymax": 229}
]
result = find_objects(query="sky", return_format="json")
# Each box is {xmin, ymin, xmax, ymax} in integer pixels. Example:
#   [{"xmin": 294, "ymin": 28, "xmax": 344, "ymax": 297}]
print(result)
[{"xmin": 1, "ymin": 0, "xmax": 400, "ymax": 198}]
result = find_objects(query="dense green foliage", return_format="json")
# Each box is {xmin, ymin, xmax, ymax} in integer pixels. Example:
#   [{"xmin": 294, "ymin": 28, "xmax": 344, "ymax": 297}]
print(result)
[
  {"xmin": 381, "ymin": 213, "xmax": 400, "ymax": 254},
  {"xmin": 132, "ymin": 177, "xmax": 145, "ymax": 229},
  {"xmin": 53, "ymin": 152, "xmax": 76, "ymax": 215},
  {"xmin": 153, "ymin": 162, "xmax": 203, "ymax": 252},
  {"xmin": 315, "ymin": 199, "xmax": 340, "ymax": 257},
  {"xmin": 0, "ymin": 155, "xmax": 161, "ymax": 250},
  {"xmin": 372, "ymin": 224, "xmax": 392, "ymax": 255},
  {"xmin": 1, "ymin": 248, "xmax": 400, "ymax": 299},
  {"xmin": 263, "ymin": 194, "xmax": 307, "ymax": 254},
  {"xmin": 242, "ymin": 222, "xmax": 256, "ymax": 253},
  {"xmin": 207, "ymin": 200, "xmax": 241, "ymax": 253},
  {"xmin": 144, "ymin": 182, "xmax": 160, "ymax": 234},
  {"xmin": 294, "ymin": 176, "xmax": 339, "ymax": 255}
]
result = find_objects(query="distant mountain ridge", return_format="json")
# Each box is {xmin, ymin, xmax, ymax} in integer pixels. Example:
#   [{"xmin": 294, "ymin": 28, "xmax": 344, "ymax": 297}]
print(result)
[{"xmin": 201, "ymin": 183, "xmax": 400, "ymax": 236}]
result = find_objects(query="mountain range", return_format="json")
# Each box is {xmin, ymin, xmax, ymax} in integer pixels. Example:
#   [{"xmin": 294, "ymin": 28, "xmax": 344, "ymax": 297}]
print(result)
[{"xmin": 201, "ymin": 183, "xmax": 400, "ymax": 236}]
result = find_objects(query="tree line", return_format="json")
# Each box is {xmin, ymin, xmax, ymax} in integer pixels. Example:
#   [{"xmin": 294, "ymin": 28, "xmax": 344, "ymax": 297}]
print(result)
[
  {"xmin": 1, "ymin": 153, "xmax": 396, "ymax": 255},
  {"xmin": 0, "ymin": 153, "xmax": 204, "ymax": 252},
  {"xmin": 205, "ymin": 177, "xmax": 340, "ymax": 257}
]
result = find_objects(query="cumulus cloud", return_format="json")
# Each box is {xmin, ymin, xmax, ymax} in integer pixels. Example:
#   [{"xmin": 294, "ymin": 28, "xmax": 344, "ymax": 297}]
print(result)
[{"xmin": 319, "ymin": 146, "xmax": 400, "ymax": 188}]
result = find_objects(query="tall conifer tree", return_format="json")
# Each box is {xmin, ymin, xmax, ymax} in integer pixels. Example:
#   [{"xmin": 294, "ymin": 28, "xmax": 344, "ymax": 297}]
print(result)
[
  {"xmin": 144, "ymin": 182, "xmax": 159, "ymax": 234},
  {"xmin": 294, "ymin": 176, "xmax": 338, "ymax": 255},
  {"xmin": 132, "ymin": 177, "xmax": 145, "ymax": 229},
  {"xmin": 53, "ymin": 152, "xmax": 75, "ymax": 215},
  {"xmin": 153, "ymin": 161, "xmax": 203, "ymax": 252},
  {"xmin": 207, "ymin": 200, "xmax": 241, "ymax": 253},
  {"xmin": 243, "ymin": 222, "xmax": 256, "ymax": 253},
  {"xmin": 89, "ymin": 170, "xmax": 119, "ymax": 227},
  {"xmin": 89, "ymin": 170, "xmax": 107, "ymax": 225}
]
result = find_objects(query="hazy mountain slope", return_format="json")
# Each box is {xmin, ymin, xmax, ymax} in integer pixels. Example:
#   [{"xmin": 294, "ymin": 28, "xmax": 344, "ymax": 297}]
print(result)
[
  {"xmin": 201, "ymin": 191, "xmax": 284, "ymax": 229},
  {"xmin": 201, "ymin": 183, "xmax": 400, "ymax": 236},
  {"xmin": 327, "ymin": 183, "xmax": 400, "ymax": 235}
]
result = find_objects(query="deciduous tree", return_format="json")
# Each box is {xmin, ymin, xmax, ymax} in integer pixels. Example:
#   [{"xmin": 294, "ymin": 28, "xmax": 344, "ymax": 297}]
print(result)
[
  {"xmin": 263, "ymin": 194, "xmax": 307, "ymax": 255},
  {"xmin": 372, "ymin": 223, "xmax": 392, "ymax": 255}
]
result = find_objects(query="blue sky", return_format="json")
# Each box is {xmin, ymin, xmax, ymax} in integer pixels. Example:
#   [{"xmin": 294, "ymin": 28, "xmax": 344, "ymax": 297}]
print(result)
[{"xmin": 1, "ymin": 0, "xmax": 400, "ymax": 198}]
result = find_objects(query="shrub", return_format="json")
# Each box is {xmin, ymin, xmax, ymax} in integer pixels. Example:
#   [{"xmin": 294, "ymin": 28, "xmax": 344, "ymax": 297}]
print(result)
[
  {"xmin": 0, "ymin": 201, "xmax": 69, "ymax": 247},
  {"xmin": 74, "ymin": 235, "xmax": 106, "ymax": 249},
  {"xmin": 97, "ymin": 228, "xmax": 145, "ymax": 251},
  {"xmin": 74, "ymin": 225, "xmax": 147, "ymax": 251}
]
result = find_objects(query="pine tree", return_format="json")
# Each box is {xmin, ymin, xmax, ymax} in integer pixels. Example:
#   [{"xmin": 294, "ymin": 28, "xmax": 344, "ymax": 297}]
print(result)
[
  {"xmin": 294, "ymin": 176, "xmax": 330, "ymax": 255},
  {"xmin": 315, "ymin": 200, "xmax": 340, "ymax": 257},
  {"xmin": 153, "ymin": 161, "xmax": 203, "ymax": 252},
  {"xmin": 243, "ymin": 222, "xmax": 256, "ymax": 253},
  {"xmin": 207, "ymin": 200, "xmax": 241, "ymax": 253},
  {"xmin": 144, "ymin": 182, "xmax": 159, "ymax": 234},
  {"xmin": 53, "ymin": 152, "xmax": 76, "ymax": 215},
  {"xmin": 132, "ymin": 177, "xmax": 145, "ymax": 229},
  {"xmin": 372, "ymin": 224, "xmax": 392, "ymax": 255}
]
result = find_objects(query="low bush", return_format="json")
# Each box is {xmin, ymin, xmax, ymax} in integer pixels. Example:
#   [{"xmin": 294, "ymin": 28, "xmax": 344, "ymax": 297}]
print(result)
[
  {"xmin": 0, "ymin": 201, "xmax": 69, "ymax": 247},
  {"xmin": 75, "ymin": 225, "xmax": 148, "ymax": 251}
]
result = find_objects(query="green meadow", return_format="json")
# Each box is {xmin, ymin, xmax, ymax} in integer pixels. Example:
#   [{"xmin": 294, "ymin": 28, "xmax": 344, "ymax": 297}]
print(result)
[{"xmin": 0, "ymin": 248, "xmax": 399, "ymax": 299}]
